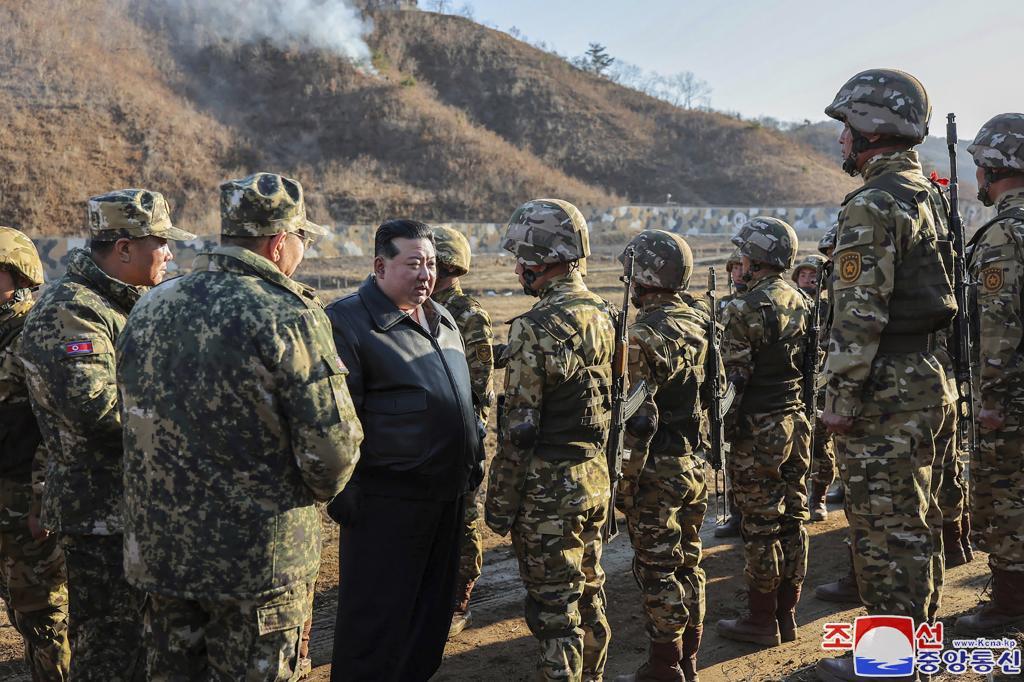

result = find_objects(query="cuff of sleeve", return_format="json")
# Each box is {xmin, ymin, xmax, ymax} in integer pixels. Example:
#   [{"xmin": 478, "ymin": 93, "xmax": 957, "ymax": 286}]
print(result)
[{"xmin": 825, "ymin": 390, "xmax": 862, "ymax": 418}]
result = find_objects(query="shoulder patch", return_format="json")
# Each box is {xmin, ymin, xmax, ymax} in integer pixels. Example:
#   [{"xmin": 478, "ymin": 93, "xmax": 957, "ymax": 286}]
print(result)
[
  {"xmin": 475, "ymin": 344, "xmax": 493, "ymax": 364},
  {"xmin": 838, "ymin": 252, "xmax": 862, "ymax": 283},
  {"xmin": 982, "ymin": 266, "xmax": 1004, "ymax": 294},
  {"xmin": 64, "ymin": 340, "xmax": 94, "ymax": 356}
]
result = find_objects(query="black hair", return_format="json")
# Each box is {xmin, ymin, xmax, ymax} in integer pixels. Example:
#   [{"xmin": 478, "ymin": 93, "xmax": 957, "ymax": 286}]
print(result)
[
  {"xmin": 374, "ymin": 220, "xmax": 434, "ymax": 259},
  {"xmin": 221, "ymin": 234, "xmax": 274, "ymax": 250},
  {"xmin": 89, "ymin": 239, "xmax": 117, "ymax": 257}
]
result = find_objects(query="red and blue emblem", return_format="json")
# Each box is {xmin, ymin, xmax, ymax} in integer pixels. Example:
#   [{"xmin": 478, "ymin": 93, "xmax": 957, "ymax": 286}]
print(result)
[{"xmin": 64, "ymin": 341, "xmax": 95, "ymax": 356}]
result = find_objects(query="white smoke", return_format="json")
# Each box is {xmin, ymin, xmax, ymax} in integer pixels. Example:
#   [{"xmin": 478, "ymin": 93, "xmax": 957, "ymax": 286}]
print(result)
[{"xmin": 146, "ymin": 0, "xmax": 374, "ymax": 65}]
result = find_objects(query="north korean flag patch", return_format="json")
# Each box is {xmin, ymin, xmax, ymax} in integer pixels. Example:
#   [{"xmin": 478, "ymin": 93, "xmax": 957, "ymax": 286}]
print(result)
[{"xmin": 64, "ymin": 341, "xmax": 95, "ymax": 356}]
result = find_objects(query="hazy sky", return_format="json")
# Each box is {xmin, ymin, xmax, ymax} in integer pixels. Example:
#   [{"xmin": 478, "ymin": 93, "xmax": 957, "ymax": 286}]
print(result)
[{"xmin": 464, "ymin": 0, "xmax": 1022, "ymax": 139}]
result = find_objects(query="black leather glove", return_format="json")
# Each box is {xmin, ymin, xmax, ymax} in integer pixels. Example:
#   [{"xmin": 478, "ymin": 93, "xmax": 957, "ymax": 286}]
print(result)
[{"xmin": 327, "ymin": 482, "xmax": 363, "ymax": 528}]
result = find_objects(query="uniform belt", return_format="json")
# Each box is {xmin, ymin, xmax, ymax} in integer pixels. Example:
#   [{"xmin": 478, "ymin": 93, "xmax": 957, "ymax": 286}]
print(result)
[{"xmin": 876, "ymin": 333, "xmax": 936, "ymax": 354}]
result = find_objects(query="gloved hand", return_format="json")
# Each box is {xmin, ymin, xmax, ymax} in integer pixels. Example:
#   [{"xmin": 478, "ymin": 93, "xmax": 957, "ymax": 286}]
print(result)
[{"xmin": 327, "ymin": 482, "xmax": 363, "ymax": 528}]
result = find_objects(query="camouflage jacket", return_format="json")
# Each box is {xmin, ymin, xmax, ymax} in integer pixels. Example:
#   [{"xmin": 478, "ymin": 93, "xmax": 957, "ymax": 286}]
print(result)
[
  {"xmin": 484, "ymin": 272, "xmax": 613, "ymax": 536},
  {"xmin": 823, "ymin": 151, "xmax": 957, "ymax": 417},
  {"xmin": 0, "ymin": 291, "xmax": 44, "ymax": 528},
  {"xmin": 434, "ymin": 281, "xmax": 495, "ymax": 424},
  {"xmin": 968, "ymin": 188, "xmax": 1024, "ymax": 411},
  {"xmin": 118, "ymin": 246, "xmax": 363, "ymax": 600},
  {"xmin": 721, "ymin": 273, "xmax": 809, "ymax": 418},
  {"xmin": 19, "ymin": 248, "xmax": 142, "ymax": 536},
  {"xmin": 623, "ymin": 292, "xmax": 713, "ymax": 475}
]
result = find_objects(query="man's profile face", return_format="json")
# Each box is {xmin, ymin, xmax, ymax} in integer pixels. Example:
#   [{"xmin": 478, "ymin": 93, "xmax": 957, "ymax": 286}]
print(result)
[
  {"xmin": 729, "ymin": 264, "xmax": 744, "ymax": 288},
  {"xmin": 122, "ymin": 236, "xmax": 174, "ymax": 286},
  {"xmin": 796, "ymin": 267, "xmax": 817, "ymax": 291},
  {"xmin": 375, "ymin": 237, "xmax": 436, "ymax": 310},
  {"xmin": 0, "ymin": 268, "xmax": 15, "ymax": 304}
]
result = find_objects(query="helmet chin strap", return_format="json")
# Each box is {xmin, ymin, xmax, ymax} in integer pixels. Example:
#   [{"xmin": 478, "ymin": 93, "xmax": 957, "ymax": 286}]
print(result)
[
  {"xmin": 521, "ymin": 265, "xmax": 548, "ymax": 297},
  {"xmin": 843, "ymin": 129, "xmax": 874, "ymax": 176}
]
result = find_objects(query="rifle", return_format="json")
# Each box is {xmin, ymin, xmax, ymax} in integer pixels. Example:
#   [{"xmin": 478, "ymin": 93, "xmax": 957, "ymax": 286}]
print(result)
[
  {"xmin": 802, "ymin": 261, "xmax": 831, "ymax": 475},
  {"xmin": 706, "ymin": 267, "xmax": 729, "ymax": 524},
  {"xmin": 604, "ymin": 246, "xmax": 636, "ymax": 542},
  {"xmin": 945, "ymin": 113, "xmax": 978, "ymax": 464}
]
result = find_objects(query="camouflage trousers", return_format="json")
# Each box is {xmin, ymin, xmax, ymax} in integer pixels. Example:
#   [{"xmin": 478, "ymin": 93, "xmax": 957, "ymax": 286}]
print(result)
[
  {"xmin": 974, "ymin": 413, "xmax": 1024, "ymax": 573},
  {"xmin": 458, "ymin": 488, "xmax": 484, "ymax": 585},
  {"xmin": 836, "ymin": 403, "xmax": 953, "ymax": 623},
  {"xmin": 938, "ymin": 440, "xmax": 969, "ymax": 523},
  {"xmin": 623, "ymin": 453, "xmax": 707, "ymax": 643},
  {"xmin": 728, "ymin": 410, "xmax": 811, "ymax": 594},
  {"xmin": 0, "ymin": 479, "xmax": 70, "ymax": 682},
  {"xmin": 809, "ymin": 420, "xmax": 837, "ymax": 489},
  {"xmin": 146, "ymin": 580, "xmax": 312, "ymax": 682},
  {"xmin": 511, "ymin": 465, "xmax": 610, "ymax": 682},
  {"xmin": 60, "ymin": 533, "xmax": 146, "ymax": 681}
]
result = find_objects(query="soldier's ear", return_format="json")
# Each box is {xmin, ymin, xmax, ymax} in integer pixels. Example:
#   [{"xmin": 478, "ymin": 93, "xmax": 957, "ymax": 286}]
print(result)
[
  {"xmin": 373, "ymin": 255, "xmax": 387, "ymax": 279},
  {"xmin": 116, "ymin": 238, "xmax": 132, "ymax": 263},
  {"xmin": 268, "ymin": 232, "xmax": 289, "ymax": 263}
]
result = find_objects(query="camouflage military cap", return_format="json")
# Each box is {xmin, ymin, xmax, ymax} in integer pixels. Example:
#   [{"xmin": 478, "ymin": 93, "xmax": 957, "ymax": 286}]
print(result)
[
  {"xmin": 818, "ymin": 223, "xmax": 838, "ymax": 256},
  {"xmin": 968, "ymin": 113, "xmax": 1024, "ymax": 172},
  {"xmin": 87, "ymin": 189, "xmax": 196, "ymax": 242},
  {"xmin": 620, "ymin": 229, "xmax": 692, "ymax": 291},
  {"xmin": 0, "ymin": 226, "xmax": 44, "ymax": 286},
  {"xmin": 825, "ymin": 69, "xmax": 931, "ymax": 142},
  {"xmin": 501, "ymin": 199, "xmax": 590, "ymax": 265},
  {"xmin": 432, "ymin": 225, "xmax": 472, "ymax": 276},
  {"xmin": 220, "ymin": 172, "xmax": 328, "ymax": 238},
  {"xmin": 725, "ymin": 248, "xmax": 742, "ymax": 272},
  {"xmin": 791, "ymin": 254, "xmax": 828, "ymax": 283},
  {"xmin": 731, "ymin": 216, "xmax": 798, "ymax": 270}
]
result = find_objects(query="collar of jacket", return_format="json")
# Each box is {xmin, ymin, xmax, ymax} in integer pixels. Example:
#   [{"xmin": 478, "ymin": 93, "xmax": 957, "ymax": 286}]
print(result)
[
  {"xmin": 748, "ymin": 272, "xmax": 784, "ymax": 293},
  {"xmin": 536, "ymin": 270, "xmax": 586, "ymax": 299},
  {"xmin": 997, "ymin": 187, "xmax": 1024, "ymax": 214},
  {"xmin": 431, "ymin": 279, "xmax": 464, "ymax": 307},
  {"xmin": 193, "ymin": 245, "xmax": 319, "ymax": 305},
  {"xmin": 860, "ymin": 149, "xmax": 922, "ymax": 182},
  {"xmin": 639, "ymin": 290, "xmax": 684, "ymax": 314},
  {"xmin": 66, "ymin": 248, "xmax": 144, "ymax": 313},
  {"xmin": 358, "ymin": 275, "xmax": 457, "ymax": 334}
]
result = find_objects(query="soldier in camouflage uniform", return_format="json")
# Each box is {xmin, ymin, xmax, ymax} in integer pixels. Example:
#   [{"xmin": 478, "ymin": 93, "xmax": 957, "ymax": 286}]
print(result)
[
  {"xmin": 715, "ymin": 218, "xmax": 811, "ymax": 650},
  {"xmin": 790, "ymin": 254, "xmax": 836, "ymax": 523},
  {"xmin": 0, "ymin": 227, "xmax": 71, "ymax": 681},
  {"xmin": 431, "ymin": 225, "xmax": 495, "ymax": 639},
  {"xmin": 613, "ymin": 231, "xmax": 712, "ymax": 682},
  {"xmin": 117, "ymin": 173, "xmax": 363, "ymax": 680},
  {"xmin": 19, "ymin": 189, "xmax": 195, "ymax": 681},
  {"xmin": 955, "ymin": 113, "xmax": 1024, "ymax": 634},
  {"xmin": 485, "ymin": 199, "xmax": 614, "ymax": 682},
  {"xmin": 816, "ymin": 70, "xmax": 958, "ymax": 682},
  {"xmin": 713, "ymin": 250, "xmax": 745, "ymax": 539}
]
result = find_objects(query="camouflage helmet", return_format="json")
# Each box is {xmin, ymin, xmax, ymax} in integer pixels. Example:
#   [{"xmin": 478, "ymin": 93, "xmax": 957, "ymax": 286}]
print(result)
[
  {"xmin": 791, "ymin": 254, "xmax": 828, "ymax": 283},
  {"xmin": 731, "ymin": 217, "xmax": 798, "ymax": 270},
  {"xmin": 220, "ymin": 172, "xmax": 328, "ymax": 238},
  {"xmin": 725, "ymin": 248, "xmax": 743, "ymax": 272},
  {"xmin": 620, "ymin": 229, "xmax": 693, "ymax": 291},
  {"xmin": 87, "ymin": 189, "xmax": 196, "ymax": 242},
  {"xmin": 432, "ymin": 225, "xmax": 472, "ymax": 276},
  {"xmin": 818, "ymin": 223, "xmax": 838, "ymax": 256},
  {"xmin": 968, "ymin": 113, "xmax": 1024, "ymax": 172},
  {"xmin": 825, "ymin": 69, "xmax": 931, "ymax": 142},
  {"xmin": 0, "ymin": 227, "xmax": 44, "ymax": 287},
  {"xmin": 502, "ymin": 199, "xmax": 590, "ymax": 266}
]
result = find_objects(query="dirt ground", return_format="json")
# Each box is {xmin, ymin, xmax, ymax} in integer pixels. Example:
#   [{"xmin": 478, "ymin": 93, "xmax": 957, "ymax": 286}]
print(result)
[{"xmin": 0, "ymin": 245, "xmax": 1017, "ymax": 681}]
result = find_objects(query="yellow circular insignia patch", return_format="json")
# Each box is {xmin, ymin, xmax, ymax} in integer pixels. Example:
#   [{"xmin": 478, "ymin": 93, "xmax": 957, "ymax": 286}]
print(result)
[
  {"xmin": 476, "ymin": 345, "xmax": 493, "ymax": 363},
  {"xmin": 838, "ymin": 252, "xmax": 862, "ymax": 283},
  {"xmin": 982, "ymin": 267, "xmax": 1004, "ymax": 293}
]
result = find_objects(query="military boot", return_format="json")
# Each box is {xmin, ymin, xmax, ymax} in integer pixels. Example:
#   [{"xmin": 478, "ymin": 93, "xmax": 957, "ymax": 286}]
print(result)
[
  {"xmin": 825, "ymin": 481, "xmax": 845, "ymax": 504},
  {"xmin": 808, "ymin": 482, "xmax": 828, "ymax": 523},
  {"xmin": 943, "ymin": 518, "xmax": 969, "ymax": 568},
  {"xmin": 448, "ymin": 577, "xmax": 477, "ymax": 638},
  {"xmin": 775, "ymin": 579, "xmax": 801, "ymax": 643},
  {"xmin": 955, "ymin": 567, "xmax": 1024, "ymax": 634},
  {"xmin": 680, "ymin": 624, "xmax": 701, "ymax": 682},
  {"xmin": 298, "ymin": 615, "xmax": 313, "ymax": 678},
  {"xmin": 716, "ymin": 589, "xmax": 781, "ymax": 647},
  {"xmin": 960, "ymin": 512, "xmax": 974, "ymax": 562},
  {"xmin": 817, "ymin": 654, "xmax": 919, "ymax": 681},
  {"xmin": 814, "ymin": 546, "xmax": 861, "ymax": 604},
  {"xmin": 613, "ymin": 638, "xmax": 684, "ymax": 682}
]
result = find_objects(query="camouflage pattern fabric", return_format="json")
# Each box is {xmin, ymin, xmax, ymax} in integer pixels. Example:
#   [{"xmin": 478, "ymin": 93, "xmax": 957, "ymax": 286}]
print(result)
[
  {"xmin": 620, "ymin": 291, "xmax": 710, "ymax": 641},
  {"xmin": 967, "ymin": 189, "xmax": 1024, "ymax": 572},
  {"xmin": 145, "ymin": 580, "xmax": 313, "ymax": 682},
  {"xmin": 968, "ymin": 113, "xmax": 1024, "ymax": 172},
  {"xmin": 0, "ymin": 481, "xmax": 70, "ymax": 682},
  {"xmin": 824, "ymin": 150, "xmax": 959, "ymax": 621},
  {"xmin": 433, "ymin": 225, "xmax": 472, "ymax": 276},
  {"xmin": 434, "ymin": 282, "xmax": 494, "ymax": 587},
  {"xmin": 809, "ymin": 423, "xmax": 836, "ymax": 490},
  {"xmin": 721, "ymin": 275, "xmax": 811, "ymax": 593},
  {"xmin": 118, "ymin": 245, "xmax": 362, "ymax": 601},
  {"xmin": 60, "ymin": 534, "xmax": 146, "ymax": 681},
  {"xmin": 824, "ymin": 69, "xmax": 931, "ymax": 142},
  {"xmin": 87, "ymin": 189, "xmax": 195, "ymax": 242},
  {"xmin": 502, "ymin": 200, "xmax": 591, "ymax": 266},
  {"xmin": 19, "ymin": 247, "xmax": 142, "ymax": 536},
  {"xmin": 219, "ymin": 173, "xmax": 327, "ymax": 238},
  {"xmin": 0, "ymin": 226, "xmax": 45, "ymax": 286},
  {"xmin": 484, "ymin": 271, "xmax": 613, "ymax": 682},
  {"xmin": 731, "ymin": 217, "xmax": 798, "ymax": 270},
  {"xmin": 624, "ymin": 230, "xmax": 692, "ymax": 291}
]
